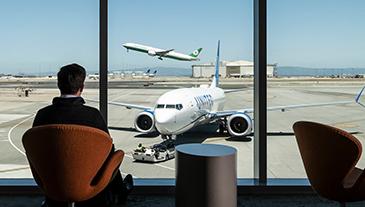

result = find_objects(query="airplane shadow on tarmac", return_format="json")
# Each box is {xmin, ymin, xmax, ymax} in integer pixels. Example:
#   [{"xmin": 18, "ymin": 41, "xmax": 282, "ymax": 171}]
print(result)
[
  {"xmin": 108, "ymin": 126, "xmax": 161, "ymax": 138},
  {"xmin": 108, "ymin": 125, "xmax": 313, "ymax": 143},
  {"xmin": 134, "ymin": 132, "xmax": 161, "ymax": 138},
  {"xmin": 108, "ymin": 126, "xmax": 138, "ymax": 132},
  {"xmin": 174, "ymin": 123, "xmax": 253, "ymax": 145}
]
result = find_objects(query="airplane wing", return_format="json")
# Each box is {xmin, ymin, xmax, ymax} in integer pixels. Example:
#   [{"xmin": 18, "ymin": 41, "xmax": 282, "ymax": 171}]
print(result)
[
  {"xmin": 223, "ymin": 88, "xmax": 248, "ymax": 93},
  {"xmin": 108, "ymin": 101, "xmax": 153, "ymax": 110},
  {"xmin": 210, "ymin": 86, "xmax": 365, "ymax": 118},
  {"xmin": 156, "ymin": 49, "xmax": 174, "ymax": 56},
  {"xmin": 85, "ymin": 98, "xmax": 153, "ymax": 111}
]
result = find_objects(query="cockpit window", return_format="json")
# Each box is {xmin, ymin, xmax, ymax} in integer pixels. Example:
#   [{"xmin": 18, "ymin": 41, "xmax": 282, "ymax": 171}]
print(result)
[
  {"xmin": 166, "ymin": 104, "xmax": 176, "ymax": 109},
  {"xmin": 176, "ymin": 104, "xmax": 183, "ymax": 110},
  {"xmin": 156, "ymin": 104, "xmax": 165, "ymax": 108}
]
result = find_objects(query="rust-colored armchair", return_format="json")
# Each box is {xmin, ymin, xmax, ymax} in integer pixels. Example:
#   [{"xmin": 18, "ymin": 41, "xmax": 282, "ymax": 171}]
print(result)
[
  {"xmin": 293, "ymin": 121, "xmax": 365, "ymax": 206},
  {"xmin": 22, "ymin": 124, "xmax": 124, "ymax": 207}
]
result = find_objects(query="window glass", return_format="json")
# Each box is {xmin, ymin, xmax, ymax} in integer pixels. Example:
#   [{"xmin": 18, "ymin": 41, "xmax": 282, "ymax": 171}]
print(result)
[
  {"xmin": 176, "ymin": 104, "xmax": 183, "ymax": 110},
  {"xmin": 156, "ymin": 104, "xmax": 165, "ymax": 108},
  {"xmin": 108, "ymin": 0, "xmax": 253, "ymax": 178},
  {"xmin": 267, "ymin": 0, "xmax": 365, "ymax": 178},
  {"xmin": 0, "ymin": 0, "xmax": 98, "ymax": 178},
  {"xmin": 108, "ymin": 0, "xmax": 254, "ymax": 178},
  {"xmin": 166, "ymin": 105, "xmax": 176, "ymax": 109},
  {"xmin": 109, "ymin": 0, "xmax": 253, "ymax": 178}
]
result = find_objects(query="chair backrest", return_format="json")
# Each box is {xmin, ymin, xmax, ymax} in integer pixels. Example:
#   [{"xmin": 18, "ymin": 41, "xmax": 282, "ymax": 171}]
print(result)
[
  {"xmin": 293, "ymin": 121, "xmax": 362, "ymax": 200},
  {"xmin": 22, "ymin": 124, "xmax": 113, "ymax": 201}
]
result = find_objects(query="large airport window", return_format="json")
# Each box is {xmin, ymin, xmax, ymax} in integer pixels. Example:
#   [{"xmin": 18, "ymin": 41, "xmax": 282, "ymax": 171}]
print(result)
[
  {"xmin": 0, "ymin": 1, "xmax": 98, "ymax": 178},
  {"xmin": 267, "ymin": 0, "xmax": 365, "ymax": 178},
  {"xmin": 108, "ymin": 0, "xmax": 254, "ymax": 178}
]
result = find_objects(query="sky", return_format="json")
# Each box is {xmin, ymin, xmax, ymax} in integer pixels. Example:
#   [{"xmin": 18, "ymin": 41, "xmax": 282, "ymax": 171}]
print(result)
[{"xmin": 0, "ymin": 0, "xmax": 365, "ymax": 74}]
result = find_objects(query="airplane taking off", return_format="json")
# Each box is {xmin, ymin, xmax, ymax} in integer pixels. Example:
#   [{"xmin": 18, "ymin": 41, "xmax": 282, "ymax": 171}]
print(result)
[
  {"xmin": 91, "ymin": 41, "xmax": 365, "ymax": 139},
  {"xmin": 122, "ymin": 42, "xmax": 202, "ymax": 61}
]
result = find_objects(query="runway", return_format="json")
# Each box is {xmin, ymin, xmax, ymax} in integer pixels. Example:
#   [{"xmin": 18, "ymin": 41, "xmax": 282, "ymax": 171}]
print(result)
[{"xmin": 1, "ymin": 78, "xmax": 365, "ymax": 178}]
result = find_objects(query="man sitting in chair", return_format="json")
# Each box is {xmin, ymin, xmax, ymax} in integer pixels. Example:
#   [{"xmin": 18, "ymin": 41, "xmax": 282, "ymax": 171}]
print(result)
[{"xmin": 33, "ymin": 63, "xmax": 132, "ymax": 207}]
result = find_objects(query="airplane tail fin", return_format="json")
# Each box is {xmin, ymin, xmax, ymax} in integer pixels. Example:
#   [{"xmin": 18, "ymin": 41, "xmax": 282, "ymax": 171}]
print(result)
[
  {"xmin": 189, "ymin": 48, "xmax": 203, "ymax": 58},
  {"xmin": 146, "ymin": 69, "xmax": 150, "ymax": 74},
  {"xmin": 210, "ymin": 40, "xmax": 220, "ymax": 88}
]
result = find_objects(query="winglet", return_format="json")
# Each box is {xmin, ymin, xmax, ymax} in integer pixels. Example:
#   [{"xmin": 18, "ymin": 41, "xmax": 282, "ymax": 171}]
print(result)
[
  {"xmin": 210, "ymin": 40, "xmax": 220, "ymax": 88},
  {"xmin": 355, "ymin": 86, "xmax": 365, "ymax": 107}
]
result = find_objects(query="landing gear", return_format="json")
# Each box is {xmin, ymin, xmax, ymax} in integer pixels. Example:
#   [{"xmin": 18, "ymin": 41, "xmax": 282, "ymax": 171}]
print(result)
[{"xmin": 218, "ymin": 118, "xmax": 227, "ymax": 134}]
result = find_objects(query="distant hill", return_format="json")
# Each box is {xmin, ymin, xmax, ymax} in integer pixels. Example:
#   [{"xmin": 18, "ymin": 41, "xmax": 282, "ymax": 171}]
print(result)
[
  {"xmin": 2, "ymin": 67, "xmax": 192, "ymax": 77},
  {"xmin": 276, "ymin": 66, "xmax": 365, "ymax": 77}
]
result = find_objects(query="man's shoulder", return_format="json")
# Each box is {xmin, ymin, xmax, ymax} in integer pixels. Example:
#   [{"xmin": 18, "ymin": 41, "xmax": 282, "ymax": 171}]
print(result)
[
  {"xmin": 36, "ymin": 104, "xmax": 54, "ymax": 114},
  {"xmin": 81, "ymin": 104, "xmax": 101, "ymax": 114}
]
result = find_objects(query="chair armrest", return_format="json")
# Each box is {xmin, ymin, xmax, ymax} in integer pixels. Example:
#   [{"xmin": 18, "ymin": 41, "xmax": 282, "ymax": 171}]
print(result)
[
  {"xmin": 92, "ymin": 150, "xmax": 125, "ymax": 191},
  {"xmin": 343, "ymin": 167, "xmax": 363, "ymax": 189},
  {"xmin": 351, "ymin": 167, "xmax": 365, "ymax": 189}
]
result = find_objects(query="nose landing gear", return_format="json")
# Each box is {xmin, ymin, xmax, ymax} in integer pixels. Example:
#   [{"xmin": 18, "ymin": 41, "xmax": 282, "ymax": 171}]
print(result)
[{"xmin": 218, "ymin": 118, "xmax": 227, "ymax": 134}]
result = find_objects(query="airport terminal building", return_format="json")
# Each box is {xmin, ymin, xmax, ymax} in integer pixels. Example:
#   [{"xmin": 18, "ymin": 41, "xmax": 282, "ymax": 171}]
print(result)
[{"xmin": 192, "ymin": 60, "xmax": 277, "ymax": 78}]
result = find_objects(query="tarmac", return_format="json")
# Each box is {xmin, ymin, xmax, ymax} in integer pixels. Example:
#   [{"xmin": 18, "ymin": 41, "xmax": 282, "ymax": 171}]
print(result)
[{"xmin": 1, "ymin": 77, "xmax": 365, "ymax": 178}]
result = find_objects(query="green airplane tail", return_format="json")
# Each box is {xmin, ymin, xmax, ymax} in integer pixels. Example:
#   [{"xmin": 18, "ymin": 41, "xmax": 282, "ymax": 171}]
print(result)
[{"xmin": 189, "ymin": 48, "xmax": 203, "ymax": 58}]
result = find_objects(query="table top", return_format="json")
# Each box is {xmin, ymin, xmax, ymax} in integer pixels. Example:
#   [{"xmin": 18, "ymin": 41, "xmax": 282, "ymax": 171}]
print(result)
[{"xmin": 176, "ymin": 143, "xmax": 236, "ymax": 157}]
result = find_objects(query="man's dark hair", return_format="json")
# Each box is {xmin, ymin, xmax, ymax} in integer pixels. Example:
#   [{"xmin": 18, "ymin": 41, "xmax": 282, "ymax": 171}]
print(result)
[{"xmin": 57, "ymin": 63, "xmax": 86, "ymax": 94}]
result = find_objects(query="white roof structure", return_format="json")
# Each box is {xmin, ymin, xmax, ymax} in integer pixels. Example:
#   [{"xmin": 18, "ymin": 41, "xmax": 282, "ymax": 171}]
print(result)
[{"xmin": 225, "ymin": 60, "xmax": 254, "ymax": 67}]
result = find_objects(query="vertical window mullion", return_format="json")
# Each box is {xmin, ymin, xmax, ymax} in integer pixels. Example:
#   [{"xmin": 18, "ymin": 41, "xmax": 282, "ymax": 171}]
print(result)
[
  {"xmin": 99, "ymin": 0, "xmax": 108, "ymax": 123},
  {"xmin": 253, "ymin": 0, "xmax": 267, "ymax": 184}
]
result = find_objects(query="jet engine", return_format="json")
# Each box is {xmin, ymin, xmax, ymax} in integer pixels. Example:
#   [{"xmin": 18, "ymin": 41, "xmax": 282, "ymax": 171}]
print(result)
[
  {"xmin": 148, "ymin": 50, "xmax": 156, "ymax": 56},
  {"xmin": 134, "ymin": 111, "xmax": 155, "ymax": 133},
  {"xmin": 227, "ymin": 113, "xmax": 252, "ymax": 137}
]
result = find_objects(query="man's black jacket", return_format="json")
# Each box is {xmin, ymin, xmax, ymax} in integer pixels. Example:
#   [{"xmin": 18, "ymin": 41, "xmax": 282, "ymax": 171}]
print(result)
[{"xmin": 33, "ymin": 97, "xmax": 109, "ymax": 134}]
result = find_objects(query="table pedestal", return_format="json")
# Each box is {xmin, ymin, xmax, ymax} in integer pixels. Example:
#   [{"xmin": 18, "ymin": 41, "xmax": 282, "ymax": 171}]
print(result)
[{"xmin": 176, "ymin": 144, "xmax": 237, "ymax": 207}]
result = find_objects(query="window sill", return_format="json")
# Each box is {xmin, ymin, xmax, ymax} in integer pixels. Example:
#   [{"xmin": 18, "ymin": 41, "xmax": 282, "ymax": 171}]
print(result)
[{"xmin": 0, "ymin": 178, "xmax": 314, "ymax": 195}]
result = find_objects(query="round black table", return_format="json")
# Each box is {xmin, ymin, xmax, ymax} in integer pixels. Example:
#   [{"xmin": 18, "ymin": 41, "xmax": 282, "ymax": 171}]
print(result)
[{"xmin": 175, "ymin": 143, "xmax": 237, "ymax": 207}]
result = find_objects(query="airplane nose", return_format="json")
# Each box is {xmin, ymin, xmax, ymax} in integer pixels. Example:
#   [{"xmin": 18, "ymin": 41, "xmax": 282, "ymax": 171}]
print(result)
[
  {"xmin": 155, "ymin": 111, "xmax": 174, "ymax": 124},
  {"xmin": 154, "ymin": 111, "xmax": 175, "ymax": 134}
]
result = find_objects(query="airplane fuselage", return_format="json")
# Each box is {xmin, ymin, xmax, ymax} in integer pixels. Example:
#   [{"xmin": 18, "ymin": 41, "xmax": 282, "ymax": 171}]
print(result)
[
  {"xmin": 153, "ymin": 87, "xmax": 225, "ymax": 135},
  {"xmin": 123, "ymin": 43, "xmax": 199, "ymax": 61}
]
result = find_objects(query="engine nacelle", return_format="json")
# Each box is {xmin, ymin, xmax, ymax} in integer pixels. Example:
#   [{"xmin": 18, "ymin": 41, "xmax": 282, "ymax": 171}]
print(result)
[
  {"xmin": 148, "ymin": 50, "xmax": 156, "ymax": 56},
  {"xmin": 134, "ymin": 111, "xmax": 155, "ymax": 133},
  {"xmin": 227, "ymin": 113, "xmax": 252, "ymax": 137}
]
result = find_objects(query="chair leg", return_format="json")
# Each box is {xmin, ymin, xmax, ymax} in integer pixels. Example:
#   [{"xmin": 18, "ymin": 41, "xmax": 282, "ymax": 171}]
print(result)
[
  {"xmin": 339, "ymin": 202, "xmax": 346, "ymax": 207},
  {"xmin": 67, "ymin": 202, "xmax": 75, "ymax": 207}
]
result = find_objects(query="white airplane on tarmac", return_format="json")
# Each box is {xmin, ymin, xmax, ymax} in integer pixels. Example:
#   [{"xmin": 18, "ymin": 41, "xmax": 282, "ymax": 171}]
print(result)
[
  {"xmin": 94, "ymin": 41, "xmax": 365, "ymax": 139},
  {"xmin": 122, "ymin": 42, "xmax": 202, "ymax": 61}
]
